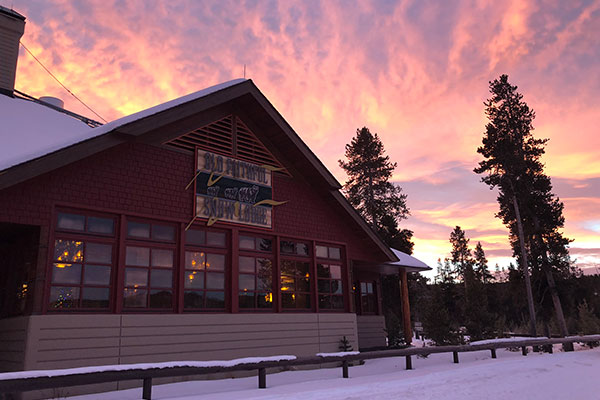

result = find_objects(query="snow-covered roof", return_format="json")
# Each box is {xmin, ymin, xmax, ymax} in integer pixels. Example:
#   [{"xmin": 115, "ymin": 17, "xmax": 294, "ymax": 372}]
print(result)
[
  {"xmin": 0, "ymin": 95, "xmax": 93, "ymax": 171},
  {"xmin": 0, "ymin": 79, "xmax": 246, "ymax": 172},
  {"xmin": 386, "ymin": 248, "xmax": 432, "ymax": 272}
]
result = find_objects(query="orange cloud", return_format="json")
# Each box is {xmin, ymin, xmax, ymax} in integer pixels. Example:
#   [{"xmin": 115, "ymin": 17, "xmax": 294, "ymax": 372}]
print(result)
[{"xmin": 12, "ymin": 0, "xmax": 600, "ymax": 275}]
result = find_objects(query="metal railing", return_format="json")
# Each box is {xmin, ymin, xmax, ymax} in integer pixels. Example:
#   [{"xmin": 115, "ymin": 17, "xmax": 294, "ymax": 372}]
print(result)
[{"xmin": 1, "ymin": 335, "xmax": 598, "ymax": 400}]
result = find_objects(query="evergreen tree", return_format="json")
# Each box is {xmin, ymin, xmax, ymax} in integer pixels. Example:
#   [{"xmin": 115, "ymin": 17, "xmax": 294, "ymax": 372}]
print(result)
[
  {"xmin": 474, "ymin": 74, "xmax": 540, "ymax": 338},
  {"xmin": 449, "ymin": 226, "xmax": 474, "ymax": 286},
  {"xmin": 340, "ymin": 127, "xmax": 413, "ymax": 345},
  {"xmin": 474, "ymin": 242, "xmax": 494, "ymax": 283},
  {"xmin": 378, "ymin": 214, "xmax": 414, "ymax": 254},
  {"xmin": 475, "ymin": 74, "xmax": 573, "ymax": 345},
  {"xmin": 339, "ymin": 127, "xmax": 409, "ymax": 232}
]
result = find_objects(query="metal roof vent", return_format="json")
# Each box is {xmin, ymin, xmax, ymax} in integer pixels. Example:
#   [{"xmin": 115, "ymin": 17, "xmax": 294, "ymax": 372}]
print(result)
[{"xmin": 39, "ymin": 96, "xmax": 64, "ymax": 109}]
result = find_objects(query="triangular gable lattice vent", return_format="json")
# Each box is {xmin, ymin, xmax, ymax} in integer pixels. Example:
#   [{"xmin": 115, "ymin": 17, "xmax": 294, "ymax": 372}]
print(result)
[{"xmin": 165, "ymin": 115, "xmax": 287, "ymax": 173}]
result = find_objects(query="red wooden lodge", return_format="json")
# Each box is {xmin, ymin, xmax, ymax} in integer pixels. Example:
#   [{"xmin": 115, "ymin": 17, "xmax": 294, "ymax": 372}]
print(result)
[{"xmin": 0, "ymin": 6, "xmax": 430, "ymax": 397}]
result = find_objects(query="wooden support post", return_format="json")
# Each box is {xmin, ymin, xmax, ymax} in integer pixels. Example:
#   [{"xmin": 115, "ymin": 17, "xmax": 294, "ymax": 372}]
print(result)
[
  {"xmin": 491, "ymin": 348, "xmax": 497, "ymax": 359},
  {"xmin": 142, "ymin": 378, "xmax": 152, "ymax": 400},
  {"xmin": 453, "ymin": 351, "xmax": 459, "ymax": 364},
  {"xmin": 405, "ymin": 355, "xmax": 412, "ymax": 370},
  {"xmin": 342, "ymin": 360, "xmax": 349, "ymax": 378},
  {"xmin": 547, "ymin": 344, "xmax": 553, "ymax": 354},
  {"xmin": 521, "ymin": 346, "xmax": 527, "ymax": 356},
  {"xmin": 258, "ymin": 368, "xmax": 266, "ymax": 389},
  {"xmin": 399, "ymin": 269, "xmax": 413, "ymax": 345}
]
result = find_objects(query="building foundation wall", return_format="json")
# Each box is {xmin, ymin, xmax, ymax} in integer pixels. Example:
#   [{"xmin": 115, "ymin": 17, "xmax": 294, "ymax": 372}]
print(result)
[{"xmin": 2, "ymin": 313, "xmax": 358, "ymax": 399}]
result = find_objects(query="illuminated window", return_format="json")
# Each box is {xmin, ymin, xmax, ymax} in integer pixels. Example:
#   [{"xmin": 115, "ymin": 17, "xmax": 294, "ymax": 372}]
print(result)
[
  {"xmin": 239, "ymin": 256, "xmax": 273, "ymax": 309},
  {"xmin": 183, "ymin": 227, "xmax": 228, "ymax": 310},
  {"xmin": 183, "ymin": 251, "xmax": 226, "ymax": 309},
  {"xmin": 280, "ymin": 260, "xmax": 311, "ymax": 309},
  {"xmin": 49, "ymin": 239, "xmax": 113, "ymax": 310}
]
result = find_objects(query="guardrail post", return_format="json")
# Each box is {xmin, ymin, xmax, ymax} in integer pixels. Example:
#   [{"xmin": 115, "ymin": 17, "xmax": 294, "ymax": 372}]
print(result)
[
  {"xmin": 490, "ymin": 348, "xmax": 497, "ymax": 359},
  {"xmin": 258, "ymin": 368, "xmax": 267, "ymax": 389},
  {"xmin": 405, "ymin": 355, "xmax": 412, "ymax": 370},
  {"xmin": 563, "ymin": 342, "xmax": 574, "ymax": 352},
  {"xmin": 142, "ymin": 377, "xmax": 152, "ymax": 400},
  {"xmin": 521, "ymin": 346, "xmax": 527, "ymax": 356},
  {"xmin": 453, "ymin": 351, "xmax": 459, "ymax": 364},
  {"xmin": 342, "ymin": 360, "xmax": 349, "ymax": 378}
]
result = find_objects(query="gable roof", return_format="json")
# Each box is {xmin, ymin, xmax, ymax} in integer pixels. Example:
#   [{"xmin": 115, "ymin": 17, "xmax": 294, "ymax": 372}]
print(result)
[{"xmin": 0, "ymin": 79, "xmax": 397, "ymax": 262}]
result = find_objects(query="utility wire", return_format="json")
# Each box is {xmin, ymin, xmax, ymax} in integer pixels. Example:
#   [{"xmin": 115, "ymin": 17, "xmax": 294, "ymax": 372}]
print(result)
[{"xmin": 20, "ymin": 41, "xmax": 107, "ymax": 123}]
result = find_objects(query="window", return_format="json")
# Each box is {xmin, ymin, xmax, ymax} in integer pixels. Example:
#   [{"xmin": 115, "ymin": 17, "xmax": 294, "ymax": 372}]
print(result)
[
  {"xmin": 316, "ymin": 244, "xmax": 344, "ymax": 310},
  {"xmin": 183, "ymin": 227, "xmax": 228, "ymax": 310},
  {"xmin": 239, "ymin": 235, "xmax": 272, "ymax": 252},
  {"xmin": 127, "ymin": 221, "xmax": 175, "ymax": 242},
  {"xmin": 183, "ymin": 251, "xmax": 226, "ymax": 309},
  {"xmin": 315, "ymin": 245, "xmax": 341, "ymax": 260},
  {"xmin": 57, "ymin": 212, "xmax": 115, "ymax": 235},
  {"xmin": 280, "ymin": 240, "xmax": 309, "ymax": 256},
  {"xmin": 317, "ymin": 264, "xmax": 344, "ymax": 310},
  {"xmin": 360, "ymin": 281, "xmax": 377, "ymax": 314},
  {"xmin": 280, "ymin": 260, "xmax": 311, "ymax": 309},
  {"xmin": 239, "ymin": 256, "xmax": 273, "ymax": 309},
  {"xmin": 49, "ymin": 239, "xmax": 113, "ymax": 309},
  {"xmin": 123, "ymin": 246, "xmax": 174, "ymax": 308},
  {"xmin": 185, "ymin": 228, "xmax": 226, "ymax": 248}
]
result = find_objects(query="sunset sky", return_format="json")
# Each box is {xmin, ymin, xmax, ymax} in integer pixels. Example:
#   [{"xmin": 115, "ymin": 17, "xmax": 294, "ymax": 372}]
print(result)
[{"xmin": 11, "ymin": 0, "xmax": 600, "ymax": 277}]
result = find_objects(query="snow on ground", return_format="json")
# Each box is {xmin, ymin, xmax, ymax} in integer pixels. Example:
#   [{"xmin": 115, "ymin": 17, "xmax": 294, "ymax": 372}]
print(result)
[
  {"xmin": 69, "ymin": 346, "xmax": 600, "ymax": 400},
  {"xmin": 469, "ymin": 336, "xmax": 548, "ymax": 345}
]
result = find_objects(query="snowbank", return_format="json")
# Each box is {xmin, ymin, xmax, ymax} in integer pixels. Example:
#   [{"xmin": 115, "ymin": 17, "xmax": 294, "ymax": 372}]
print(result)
[{"xmin": 0, "ymin": 355, "xmax": 296, "ymax": 381}]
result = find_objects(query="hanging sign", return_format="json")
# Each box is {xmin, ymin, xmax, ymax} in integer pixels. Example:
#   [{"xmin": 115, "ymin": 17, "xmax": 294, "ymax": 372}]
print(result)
[{"xmin": 192, "ymin": 149, "xmax": 285, "ymax": 228}]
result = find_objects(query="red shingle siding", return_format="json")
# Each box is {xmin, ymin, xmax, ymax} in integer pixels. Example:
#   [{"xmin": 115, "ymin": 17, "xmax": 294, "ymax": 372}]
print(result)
[{"xmin": 0, "ymin": 142, "xmax": 380, "ymax": 262}]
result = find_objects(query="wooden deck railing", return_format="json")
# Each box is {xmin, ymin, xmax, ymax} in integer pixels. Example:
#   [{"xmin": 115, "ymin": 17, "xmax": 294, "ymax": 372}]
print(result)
[{"xmin": 1, "ymin": 334, "xmax": 598, "ymax": 400}]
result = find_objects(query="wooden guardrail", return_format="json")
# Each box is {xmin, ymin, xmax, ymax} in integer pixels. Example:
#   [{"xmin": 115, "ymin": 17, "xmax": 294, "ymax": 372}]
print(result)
[{"xmin": 1, "ymin": 335, "xmax": 598, "ymax": 400}]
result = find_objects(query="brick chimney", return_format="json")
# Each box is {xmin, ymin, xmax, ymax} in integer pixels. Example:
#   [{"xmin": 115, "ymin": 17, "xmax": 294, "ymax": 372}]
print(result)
[{"xmin": 0, "ymin": 5, "xmax": 25, "ymax": 97}]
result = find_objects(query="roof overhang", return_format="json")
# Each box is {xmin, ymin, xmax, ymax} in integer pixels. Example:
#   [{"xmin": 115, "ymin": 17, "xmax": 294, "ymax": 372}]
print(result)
[
  {"xmin": 354, "ymin": 248, "xmax": 431, "ymax": 275},
  {"xmin": 0, "ymin": 79, "xmax": 397, "ymax": 262}
]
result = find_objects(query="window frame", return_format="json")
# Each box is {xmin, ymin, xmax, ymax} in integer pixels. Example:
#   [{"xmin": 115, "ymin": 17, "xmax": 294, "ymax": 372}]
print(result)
[
  {"xmin": 315, "ymin": 243, "xmax": 345, "ymax": 312},
  {"xmin": 182, "ymin": 226, "xmax": 230, "ymax": 312},
  {"xmin": 48, "ymin": 210, "xmax": 118, "ymax": 312}
]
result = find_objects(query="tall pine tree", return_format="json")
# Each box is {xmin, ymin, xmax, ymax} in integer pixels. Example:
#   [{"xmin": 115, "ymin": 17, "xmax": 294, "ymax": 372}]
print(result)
[
  {"xmin": 340, "ymin": 127, "xmax": 412, "ymax": 345},
  {"xmin": 475, "ymin": 74, "xmax": 573, "ymax": 345}
]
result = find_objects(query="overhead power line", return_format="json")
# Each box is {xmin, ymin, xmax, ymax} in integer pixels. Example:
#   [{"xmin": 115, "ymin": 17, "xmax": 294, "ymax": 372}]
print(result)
[{"xmin": 19, "ymin": 42, "xmax": 107, "ymax": 123}]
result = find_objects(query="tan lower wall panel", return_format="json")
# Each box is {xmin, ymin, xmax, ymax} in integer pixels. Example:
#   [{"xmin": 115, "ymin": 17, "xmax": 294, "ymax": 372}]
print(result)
[
  {"xmin": 32, "ymin": 357, "xmax": 120, "ymax": 371},
  {"xmin": 120, "ymin": 328, "xmax": 319, "ymax": 346},
  {"xmin": 120, "ymin": 322, "xmax": 319, "ymax": 337},
  {"xmin": 119, "ymin": 343, "xmax": 321, "ymax": 364},
  {"xmin": 317, "ymin": 314, "xmax": 356, "ymax": 323},
  {"xmin": 356, "ymin": 315, "xmax": 386, "ymax": 349},
  {"xmin": 122, "ymin": 313, "xmax": 319, "ymax": 326},
  {"xmin": 0, "ymin": 316, "xmax": 28, "ymax": 372},
  {"xmin": 35, "ymin": 347, "xmax": 120, "ymax": 363},
  {"xmin": 37, "ymin": 337, "xmax": 121, "ymax": 351},
  {"xmin": 36, "ymin": 327, "xmax": 121, "ymax": 340},
  {"xmin": 120, "ymin": 335, "xmax": 319, "ymax": 357}
]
